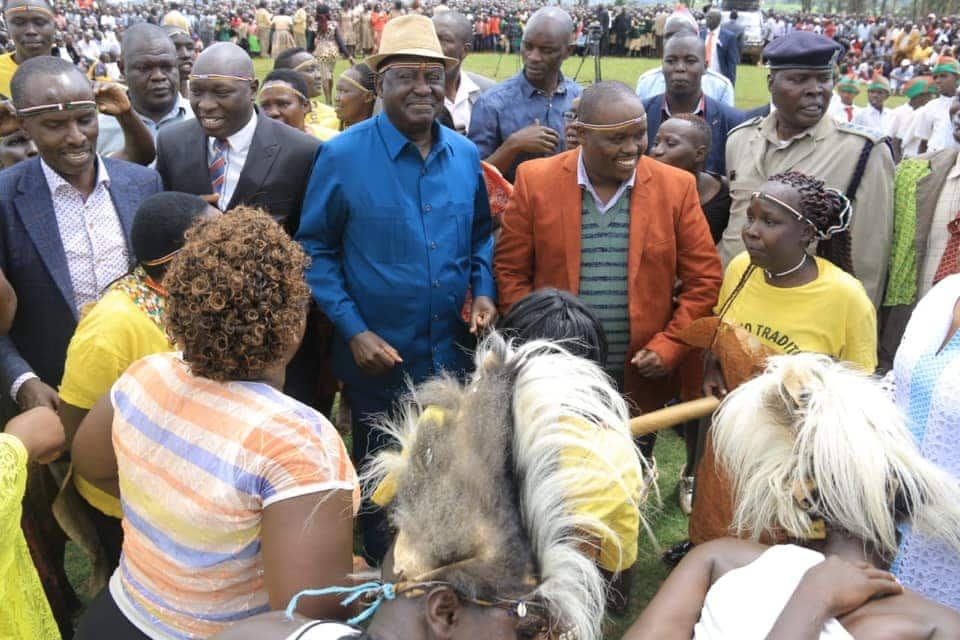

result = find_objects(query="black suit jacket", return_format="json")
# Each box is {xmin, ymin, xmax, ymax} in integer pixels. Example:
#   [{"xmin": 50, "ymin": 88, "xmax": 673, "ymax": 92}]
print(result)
[{"xmin": 155, "ymin": 112, "xmax": 320, "ymax": 234}]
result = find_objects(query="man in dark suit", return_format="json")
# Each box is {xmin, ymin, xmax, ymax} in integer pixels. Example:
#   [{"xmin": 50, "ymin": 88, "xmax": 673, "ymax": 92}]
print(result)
[
  {"xmin": 0, "ymin": 55, "xmax": 161, "ymax": 637},
  {"xmin": 155, "ymin": 42, "xmax": 319, "ymax": 235},
  {"xmin": 644, "ymin": 33, "xmax": 745, "ymax": 175},
  {"xmin": 701, "ymin": 8, "xmax": 739, "ymax": 87}
]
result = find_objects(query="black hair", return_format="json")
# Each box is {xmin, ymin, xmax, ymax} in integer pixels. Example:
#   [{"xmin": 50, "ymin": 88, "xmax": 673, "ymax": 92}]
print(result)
[
  {"xmin": 131, "ymin": 192, "xmax": 210, "ymax": 279},
  {"xmin": 272, "ymin": 46, "xmax": 307, "ymax": 69},
  {"xmin": 670, "ymin": 113, "xmax": 713, "ymax": 155},
  {"xmin": 11, "ymin": 56, "xmax": 83, "ymax": 108},
  {"xmin": 498, "ymin": 288, "xmax": 608, "ymax": 366},
  {"xmin": 346, "ymin": 62, "xmax": 376, "ymax": 92},
  {"xmin": 767, "ymin": 171, "xmax": 854, "ymax": 274},
  {"xmin": 578, "ymin": 80, "xmax": 641, "ymax": 125},
  {"xmin": 263, "ymin": 68, "xmax": 310, "ymax": 98}
]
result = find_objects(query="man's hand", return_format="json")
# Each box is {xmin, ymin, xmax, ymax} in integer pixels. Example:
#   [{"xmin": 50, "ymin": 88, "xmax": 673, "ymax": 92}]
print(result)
[
  {"xmin": 349, "ymin": 330, "xmax": 403, "ymax": 376},
  {"xmin": 0, "ymin": 100, "xmax": 19, "ymax": 137},
  {"xmin": 631, "ymin": 349, "xmax": 667, "ymax": 379},
  {"xmin": 93, "ymin": 82, "xmax": 132, "ymax": 116},
  {"xmin": 6, "ymin": 406, "xmax": 65, "ymax": 464},
  {"xmin": 469, "ymin": 295, "xmax": 498, "ymax": 336},
  {"xmin": 16, "ymin": 378, "xmax": 60, "ymax": 411},
  {"xmin": 507, "ymin": 119, "xmax": 560, "ymax": 155}
]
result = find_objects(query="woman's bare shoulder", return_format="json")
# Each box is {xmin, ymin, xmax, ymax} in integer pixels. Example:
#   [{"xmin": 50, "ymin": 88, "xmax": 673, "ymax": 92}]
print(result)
[{"xmin": 841, "ymin": 589, "xmax": 960, "ymax": 640}]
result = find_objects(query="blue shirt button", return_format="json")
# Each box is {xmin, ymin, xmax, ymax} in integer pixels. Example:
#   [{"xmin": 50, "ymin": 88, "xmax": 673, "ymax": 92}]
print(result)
[
  {"xmin": 433, "ymin": 279, "xmax": 440, "ymax": 288},
  {"xmin": 424, "ymin": 204, "xmax": 432, "ymax": 213},
  {"xmin": 430, "ymin": 241, "xmax": 437, "ymax": 249}
]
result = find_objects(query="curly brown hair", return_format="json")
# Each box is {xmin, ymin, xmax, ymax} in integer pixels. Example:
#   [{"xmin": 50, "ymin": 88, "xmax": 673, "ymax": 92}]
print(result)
[{"xmin": 164, "ymin": 206, "xmax": 311, "ymax": 382}]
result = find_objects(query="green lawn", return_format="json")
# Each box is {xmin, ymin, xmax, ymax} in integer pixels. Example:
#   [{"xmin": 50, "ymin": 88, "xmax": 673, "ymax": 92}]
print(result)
[{"xmin": 254, "ymin": 52, "xmax": 906, "ymax": 111}]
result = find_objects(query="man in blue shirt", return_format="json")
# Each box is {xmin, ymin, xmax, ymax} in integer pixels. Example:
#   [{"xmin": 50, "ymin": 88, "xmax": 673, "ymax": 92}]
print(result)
[
  {"xmin": 468, "ymin": 6, "xmax": 581, "ymax": 181},
  {"xmin": 296, "ymin": 15, "xmax": 496, "ymax": 565}
]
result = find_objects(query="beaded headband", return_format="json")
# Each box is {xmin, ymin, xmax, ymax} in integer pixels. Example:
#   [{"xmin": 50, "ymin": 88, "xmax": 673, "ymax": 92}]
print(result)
[
  {"xmin": 17, "ymin": 100, "xmax": 96, "ymax": 117},
  {"xmin": 339, "ymin": 73, "xmax": 371, "ymax": 94},
  {"xmin": 258, "ymin": 81, "xmax": 308, "ymax": 103},
  {"xmin": 574, "ymin": 115, "xmax": 647, "ymax": 131},
  {"xmin": 188, "ymin": 73, "xmax": 254, "ymax": 82},
  {"xmin": 378, "ymin": 61, "xmax": 445, "ymax": 75},
  {"xmin": 750, "ymin": 189, "xmax": 852, "ymax": 240},
  {"xmin": 292, "ymin": 56, "xmax": 320, "ymax": 72},
  {"xmin": 4, "ymin": 5, "xmax": 54, "ymax": 19},
  {"xmin": 141, "ymin": 249, "xmax": 180, "ymax": 267}
]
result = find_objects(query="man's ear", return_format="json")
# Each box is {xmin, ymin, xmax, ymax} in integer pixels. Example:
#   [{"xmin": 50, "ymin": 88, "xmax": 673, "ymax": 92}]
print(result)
[
  {"xmin": 424, "ymin": 586, "xmax": 462, "ymax": 639},
  {"xmin": 694, "ymin": 143, "xmax": 707, "ymax": 165},
  {"xmin": 249, "ymin": 78, "xmax": 260, "ymax": 102},
  {"xmin": 375, "ymin": 71, "xmax": 384, "ymax": 97}
]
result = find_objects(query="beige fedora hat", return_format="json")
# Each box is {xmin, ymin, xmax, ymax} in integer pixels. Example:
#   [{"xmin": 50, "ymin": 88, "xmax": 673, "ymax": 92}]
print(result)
[{"xmin": 365, "ymin": 14, "xmax": 458, "ymax": 71}]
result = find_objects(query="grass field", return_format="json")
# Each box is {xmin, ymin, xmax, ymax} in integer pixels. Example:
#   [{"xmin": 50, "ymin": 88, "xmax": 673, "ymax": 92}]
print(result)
[
  {"xmin": 253, "ymin": 51, "xmax": 907, "ymax": 110},
  {"xmin": 63, "ymin": 52, "xmax": 871, "ymax": 636}
]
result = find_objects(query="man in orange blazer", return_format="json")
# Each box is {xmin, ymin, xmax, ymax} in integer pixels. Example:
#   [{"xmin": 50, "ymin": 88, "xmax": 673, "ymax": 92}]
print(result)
[{"xmin": 494, "ymin": 81, "xmax": 722, "ymax": 465}]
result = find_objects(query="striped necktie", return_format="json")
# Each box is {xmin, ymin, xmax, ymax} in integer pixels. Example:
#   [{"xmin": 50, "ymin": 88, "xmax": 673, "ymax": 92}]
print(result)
[{"xmin": 209, "ymin": 138, "xmax": 229, "ymax": 196}]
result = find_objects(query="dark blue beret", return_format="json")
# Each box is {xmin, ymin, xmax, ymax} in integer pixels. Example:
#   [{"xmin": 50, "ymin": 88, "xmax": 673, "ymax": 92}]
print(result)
[{"xmin": 762, "ymin": 32, "xmax": 844, "ymax": 70}]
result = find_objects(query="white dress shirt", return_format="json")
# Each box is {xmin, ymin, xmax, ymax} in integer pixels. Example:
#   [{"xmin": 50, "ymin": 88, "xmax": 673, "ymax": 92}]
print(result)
[
  {"xmin": 207, "ymin": 113, "xmax": 258, "ymax": 210},
  {"xmin": 704, "ymin": 27, "xmax": 721, "ymax": 74},
  {"xmin": 444, "ymin": 71, "xmax": 480, "ymax": 133},
  {"xmin": 906, "ymin": 95, "xmax": 960, "ymax": 154},
  {"xmin": 853, "ymin": 104, "xmax": 894, "ymax": 136}
]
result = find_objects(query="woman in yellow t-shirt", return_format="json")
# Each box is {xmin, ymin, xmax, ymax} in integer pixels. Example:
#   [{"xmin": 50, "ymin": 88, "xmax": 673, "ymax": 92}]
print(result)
[
  {"xmin": 57, "ymin": 192, "xmax": 216, "ymax": 570},
  {"xmin": 689, "ymin": 170, "xmax": 877, "ymax": 547}
]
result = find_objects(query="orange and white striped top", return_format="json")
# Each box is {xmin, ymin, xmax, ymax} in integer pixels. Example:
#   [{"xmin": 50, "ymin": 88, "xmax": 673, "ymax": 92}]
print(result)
[{"xmin": 107, "ymin": 352, "xmax": 359, "ymax": 639}]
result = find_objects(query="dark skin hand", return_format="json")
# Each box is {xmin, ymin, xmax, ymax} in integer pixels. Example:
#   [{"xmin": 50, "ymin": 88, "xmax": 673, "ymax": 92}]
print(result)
[
  {"xmin": 0, "ymin": 100, "xmax": 19, "ymax": 137},
  {"xmin": 469, "ymin": 295, "xmax": 498, "ymax": 335},
  {"xmin": 766, "ymin": 556, "xmax": 903, "ymax": 640},
  {"xmin": 349, "ymin": 330, "xmax": 403, "ymax": 376},
  {"xmin": 93, "ymin": 82, "xmax": 157, "ymax": 165},
  {"xmin": 17, "ymin": 378, "xmax": 60, "ymax": 411},
  {"xmin": 632, "ymin": 349, "xmax": 668, "ymax": 379},
  {"xmin": 485, "ymin": 117, "xmax": 559, "ymax": 174}
]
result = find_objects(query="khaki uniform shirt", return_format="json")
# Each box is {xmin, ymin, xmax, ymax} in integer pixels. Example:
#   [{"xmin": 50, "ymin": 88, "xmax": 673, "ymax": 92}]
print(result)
[
  {"xmin": 293, "ymin": 8, "xmax": 307, "ymax": 34},
  {"xmin": 721, "ymin": 113, "xmax": 895, "ymax": 306},
  {"xmin": 256, "ymin": 7, "xmax": 272, "ymax": 30}
]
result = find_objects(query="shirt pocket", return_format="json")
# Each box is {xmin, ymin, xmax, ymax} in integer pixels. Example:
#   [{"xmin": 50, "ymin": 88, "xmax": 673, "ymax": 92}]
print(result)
[{"xmin": 355, "ymin": 208, "xmax": 410, "ymax": 265}]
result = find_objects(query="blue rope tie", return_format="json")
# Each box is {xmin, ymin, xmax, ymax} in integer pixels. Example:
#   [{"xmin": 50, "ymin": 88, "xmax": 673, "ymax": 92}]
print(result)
[{"xmin": 285, "ymin": 581, "xmax": 398, "ymax": 625}]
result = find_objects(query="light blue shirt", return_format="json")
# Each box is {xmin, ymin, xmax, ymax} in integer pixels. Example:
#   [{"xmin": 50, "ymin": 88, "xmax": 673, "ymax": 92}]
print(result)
[
  {"xmin": 635, "ymin": 67, "xmax": 735, "ymax": 107},
  {"xmin": 468, "ymin": 70, "xmax": 582, "ymax": 181},
  {"xmin": 96, "ymin": 93, "xmax": 194, "ymax": 160}
]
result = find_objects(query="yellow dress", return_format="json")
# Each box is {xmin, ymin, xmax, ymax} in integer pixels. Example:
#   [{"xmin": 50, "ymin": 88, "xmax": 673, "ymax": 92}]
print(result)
[{"xmin": 0, "ymin": 433, "xmax": 60, "ymax": 640}]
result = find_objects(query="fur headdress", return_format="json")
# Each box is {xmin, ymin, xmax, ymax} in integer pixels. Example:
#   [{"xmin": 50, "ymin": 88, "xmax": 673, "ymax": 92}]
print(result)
[
  {"xmin": 364, "ymin": 333, "xmax": 644, "ymax": 640},
  {"xmin": 712, "ymin": 352, "xmax": 960, "ymax": 559}
]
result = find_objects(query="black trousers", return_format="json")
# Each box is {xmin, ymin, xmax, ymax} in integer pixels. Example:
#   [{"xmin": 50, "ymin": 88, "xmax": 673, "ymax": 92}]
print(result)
[{"xmin": 74, "ymin": 588, "xmax": 151, "ymax": 639}]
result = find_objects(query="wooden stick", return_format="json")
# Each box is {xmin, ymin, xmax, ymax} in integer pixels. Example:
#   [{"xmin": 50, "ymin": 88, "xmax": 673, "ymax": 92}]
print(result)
[{"xmin": 629, "ymin": 397, "xmax": 722, "ymax": 436}]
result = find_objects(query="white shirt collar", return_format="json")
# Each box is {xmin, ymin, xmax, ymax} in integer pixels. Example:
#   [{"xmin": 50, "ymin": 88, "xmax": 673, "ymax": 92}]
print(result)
[
  {"xmin": 453, "ymin": 71, "xmax": 480, "ymax": 106},
  {"xmin": 207, "ymin": 111, "xmax": 257, "ymax": 155},
  {"xmin": 40, "ymin": 154, "xmax": 110, "ymax": 194},
  {"xmin": 576, "ymin": 148, "xmax": 636, "ymax": 214}
]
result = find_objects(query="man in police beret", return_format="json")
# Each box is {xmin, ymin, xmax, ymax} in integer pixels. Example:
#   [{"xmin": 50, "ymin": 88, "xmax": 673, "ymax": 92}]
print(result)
[{"xmin": 720, "ymin": 31, "xmax": 895, "ymax": 307}]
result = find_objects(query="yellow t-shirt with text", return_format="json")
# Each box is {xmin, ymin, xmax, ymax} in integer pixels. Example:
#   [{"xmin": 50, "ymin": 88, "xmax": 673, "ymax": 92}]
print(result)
[{"xmin": 716, "ymin": 252, "xmax": 878, "ymax": 371}]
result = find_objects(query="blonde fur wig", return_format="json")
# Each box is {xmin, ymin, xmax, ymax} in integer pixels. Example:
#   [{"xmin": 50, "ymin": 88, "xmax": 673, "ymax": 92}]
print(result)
[
  {"xmin": 712, "ymin": 352, "xmax": 960, "ymax": 560},
  {"xmin": 363, "ymin": 333, "xmax": 644, "ymax": 640}
]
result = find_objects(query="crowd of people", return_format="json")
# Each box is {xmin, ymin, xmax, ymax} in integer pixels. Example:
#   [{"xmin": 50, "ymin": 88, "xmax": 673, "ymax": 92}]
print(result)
[{"xmin": 0, "ymin": 0, "xmax": 959, "ymax": 639}]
